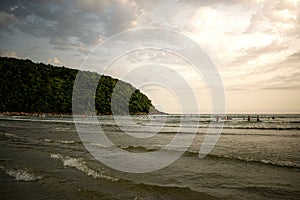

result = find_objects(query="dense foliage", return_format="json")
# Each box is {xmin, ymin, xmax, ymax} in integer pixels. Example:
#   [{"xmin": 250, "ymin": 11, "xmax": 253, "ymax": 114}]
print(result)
[{"xmin": 0, "ymin": 57, "xmax": 154, "ymax": 115}]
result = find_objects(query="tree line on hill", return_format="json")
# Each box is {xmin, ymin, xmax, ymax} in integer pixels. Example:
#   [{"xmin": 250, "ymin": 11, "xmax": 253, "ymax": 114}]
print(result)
[{"xmin": 0, "ymin": 57, "xmax": 155, "ymax": 115}]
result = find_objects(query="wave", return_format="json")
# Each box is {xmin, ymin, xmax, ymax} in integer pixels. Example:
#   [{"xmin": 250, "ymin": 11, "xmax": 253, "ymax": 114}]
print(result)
[
  {"xmin": 284, "ymin": 121, "xmax": 300, "ymax": 124},
  {"xmin": 0, "ymin": 117, "xmax": 109, "ymax": 125},
  {"xmin": 117, "ymin": 180, "xmax": 216, "ymax": 200},
  {"xmin": 222, "ymin": 126, "xmax": 300, "ymax": 130},
  {"xmin": 188, "ymin": 152, "xmax": 300, "ymax": 169},
  {"xmin": 0, "ymin": 117, "xmax": 76, "ymax": 124},
  {"xmin": 59, "ymin": 140, "xmax": 76, "ymax": 144},
  {"xmin": 1, "ymin": 117, "xmax": 299, "ymax": 130},
  {"xmin": 112, "ymin": 145, "xmax": 300, "ymax": 169},
  {"xmin": 55, "ymin": 127, "xmax": 71, "ymax": 130},
  {"xmin": 127, "ymin": 122, "xmax": 300, "ymax": 130},
  {"xmin": 160, "ymin": 124, "xmax": 300, "ymax": 130},
  {"xmin": 48, "ymin": 154, "xmax": 214, "ymax": 198},
  {"xmin": 0, "ymin": 165, "xmax": 42, "ymax": 181},
  {"xmin": 90, "ymin": 143, "xmax": 114, "ymax": 148},
  {"xmin": 49, "ymin": 153, "xmax": 118, "ymax": 181},
  {"xmin": 121, "ymin": 130, "xmax": 299, "ymax": 138},
  {"xmin": 44, "ymin": 138, "xmax": 79, "ymax": 144},
  {"xmin": 75, "ymin": 178, "xmax": 215, "ymax": 199},
  {"xmin": 165, "ymin": 132, "xmax": 298, "ymax": 137},
  {"xmin": 0, "ymin": 132, "xmax": 19, "ymax": 138}
]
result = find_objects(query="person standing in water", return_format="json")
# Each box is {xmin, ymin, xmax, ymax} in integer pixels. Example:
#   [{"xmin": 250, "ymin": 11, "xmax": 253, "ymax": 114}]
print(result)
[
  {"xmin": 247, "ymin": 116, "xmax": 250, "ymax": 122},
  {"xmin": 257, "ymin": 115, "xmax": 260, "ymax": 122}
]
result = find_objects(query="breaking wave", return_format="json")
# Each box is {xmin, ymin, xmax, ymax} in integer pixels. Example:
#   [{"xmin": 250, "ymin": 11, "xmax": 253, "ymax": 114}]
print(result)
[
  {"xmin": 0, "ymin": 165, "xmax": 42, "ymax": 181},
  {"xmin": 49, "ymin": 153, "xmax": 118, "ymax": 181}
]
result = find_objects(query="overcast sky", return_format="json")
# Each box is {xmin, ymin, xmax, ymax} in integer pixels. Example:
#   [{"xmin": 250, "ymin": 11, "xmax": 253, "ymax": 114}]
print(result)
[{"xmin": 0, "ymin": 0, "xmax": 299, "ymax": 114}]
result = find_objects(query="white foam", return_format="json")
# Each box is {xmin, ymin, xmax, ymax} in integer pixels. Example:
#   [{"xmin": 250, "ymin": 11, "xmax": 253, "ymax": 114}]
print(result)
[
  {"xmin": 261, "ymin": 159, "xmax": 298, "ymax": 168},
  {"xmin": 44, "ymin": 139, "xmax": 76, "ymax": 144},
  {"xmin": 50, "ymin": 153, "xmax": 118, "ymax": 181},
  {"xmin": 50, "ymin": 153, "xmax": 63, "ymax": 160},
  {"xmin": 0, "ymin": 165, "xmax": 42, "ymax": 181},
  {"xmin": 59, "ymin": 140, "xmax": 76, "ymax": 144},
  {"xmin": 2, "ymin": 132, "xmax": 18, "ymax": 138},
  {"xmin": 90, "ymin": 143, "xmax": 113, "ymax": 148}
]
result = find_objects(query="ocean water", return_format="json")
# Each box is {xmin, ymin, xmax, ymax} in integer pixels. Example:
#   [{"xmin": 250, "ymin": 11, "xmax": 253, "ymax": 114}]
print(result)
[{"xmin": 0, "ymin": 114, "xmax": 299, "ymax": 199}]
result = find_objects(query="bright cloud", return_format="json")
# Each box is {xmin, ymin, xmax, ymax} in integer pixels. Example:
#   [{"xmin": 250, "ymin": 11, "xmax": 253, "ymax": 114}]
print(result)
[
  {"xmin": 0, "ymin": 49, "xmax": 17, "ymax": 58},
  {"xmin": 47, "ymin": 56, "xmax": 62, "ymax": 66}
]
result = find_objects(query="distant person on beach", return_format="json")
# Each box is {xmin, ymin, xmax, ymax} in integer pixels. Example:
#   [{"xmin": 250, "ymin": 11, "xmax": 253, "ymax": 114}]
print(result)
[
  {"xmin": 247, "ymin": 116, "xmax": 250, "ymax": 122},
  {"xmin": 257, "ymin": 115, "xmax": 260, "ymax": 122}
]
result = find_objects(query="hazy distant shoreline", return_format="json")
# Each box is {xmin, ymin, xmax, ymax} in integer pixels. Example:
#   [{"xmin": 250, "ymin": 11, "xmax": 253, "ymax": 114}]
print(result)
[
  {"xmin": 0, "ymin": 111, "xmax": 163, "ymax": 117},
  {"xmin": 1, "ymin": 112, "xmax": 297, "ymax": 117},
  {"xmin": 0, "ymin": 112, "xmax": 72, "ymax": 117}
]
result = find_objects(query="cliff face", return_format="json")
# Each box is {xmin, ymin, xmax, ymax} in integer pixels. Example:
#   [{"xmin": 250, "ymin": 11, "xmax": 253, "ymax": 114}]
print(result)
[{"xmin": 0, "ymin": 57, "xmax": 156, "ymax": 115}]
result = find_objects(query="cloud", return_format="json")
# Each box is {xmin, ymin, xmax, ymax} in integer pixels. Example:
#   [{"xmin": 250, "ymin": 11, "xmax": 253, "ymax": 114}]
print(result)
[
  {"xmin": 240, "ymin": 50, "xmax": 300, "ymax": 90},
  {"xmin": 287, "ymin": 51, "xmax": 300, "ymax": 61},
  {"xmin": 0, "ymin": 0, "xmax": 141, "ymax": 54},
  {"xmin": 0, "ymin": 11, "xmax": 16, "ymax": 29},
  {"xmin": 0, "ymin": 1, "xmax": 95, "ymax": 52},
  {"xmin": 101, "ymin": 1, "xmax": 139, "ymax": 36},
  {"xmin": 244, "ymin": 0, "xmax": 299, "ymax": 36},
  {"xmin": 0, "ymin": 49, "xmax": 17, "ymax": 58},
  {"xmin": 230, "ymin": 41, "xmax": 289, "ymax": 67},
  {"xmin": 261, "ymin": 85, "xmax": 300, "ymax": 90},
  {"xmin": 74, "ymin": 0, "xmax": 109, "ymax": 13},
  {"xmin": 47, "ymin": 56, "xmax": 62, "ymax": 66}
]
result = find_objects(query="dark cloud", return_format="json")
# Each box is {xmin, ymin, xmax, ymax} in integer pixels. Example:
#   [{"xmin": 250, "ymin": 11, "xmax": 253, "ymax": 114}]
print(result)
[
  {"xmin": 287, "ymin": 51, "xmax": 300, "ymax": 60},
  {"xmin": 0, "ymin": 0, "xmax": 266, "ymax": 54},
  {"xmin": 0, "ymin": 0, "xmax": 138, "ymax": 52},
  {"xmin": 0, "ymin": 11, "xmax": 17, "ymax": 29},
  {"xmin": 74, "ymin": 0, "xmax": 109, "ymax": 13},
  {"xmin": 103, "ymin": 2, "xmax": 137, "ymax": 36}
]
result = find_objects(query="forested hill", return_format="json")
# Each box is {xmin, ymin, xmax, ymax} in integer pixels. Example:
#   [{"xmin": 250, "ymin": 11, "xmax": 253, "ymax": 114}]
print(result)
[{"xmin": 0, "ymin": 57, "xmax": 155, "ymax": 115}]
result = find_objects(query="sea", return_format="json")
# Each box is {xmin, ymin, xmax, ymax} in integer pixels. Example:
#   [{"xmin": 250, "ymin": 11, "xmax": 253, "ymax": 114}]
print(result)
[{"xmin": 0, "ymin": 114, "xmax": 299, "ymax": 200}]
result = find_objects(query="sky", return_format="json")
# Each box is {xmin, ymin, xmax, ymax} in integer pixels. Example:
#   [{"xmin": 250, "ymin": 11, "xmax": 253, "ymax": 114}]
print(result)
[{"xmin": 0, "ymin": 0, "xmax": 299, "ymax": 114}]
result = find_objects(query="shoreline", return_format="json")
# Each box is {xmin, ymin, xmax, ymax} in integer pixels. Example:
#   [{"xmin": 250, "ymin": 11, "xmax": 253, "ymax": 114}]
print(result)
[
  {"xmin": 0, "ymin": 111, "xmax": 166, "ymax": 117},
  {"xmin": 0, "ymin": 112, "xmax": 72, "ymax": 117}
]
